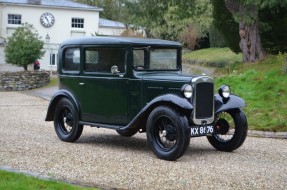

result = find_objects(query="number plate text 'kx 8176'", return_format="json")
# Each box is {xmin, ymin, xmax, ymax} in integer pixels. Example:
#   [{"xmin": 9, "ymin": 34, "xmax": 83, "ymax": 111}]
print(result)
[{"xmin": 191, "ymin": 125, "xmax": 214, "ymax": 137}]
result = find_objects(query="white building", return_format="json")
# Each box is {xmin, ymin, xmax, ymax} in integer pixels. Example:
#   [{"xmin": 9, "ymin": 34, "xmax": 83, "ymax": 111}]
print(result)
[
  {"xmin": 98, "ymin": 18, "xmax": 126, "ymax": 36},
  {"xmin": 0, "ymin": 0, "xmax": 103, "ymax": 70}
]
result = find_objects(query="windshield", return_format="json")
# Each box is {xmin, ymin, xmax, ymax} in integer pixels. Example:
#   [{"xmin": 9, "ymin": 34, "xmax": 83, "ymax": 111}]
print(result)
[{"xmin": 133, "ymin": 48, "xmax": 179, "ymax": 71}]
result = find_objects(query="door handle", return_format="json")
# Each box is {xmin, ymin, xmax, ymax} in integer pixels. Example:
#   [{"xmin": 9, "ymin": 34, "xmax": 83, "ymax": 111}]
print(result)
[{"xmin": 79, "ymin": 83, "xmax": 85, "ymax": 86}]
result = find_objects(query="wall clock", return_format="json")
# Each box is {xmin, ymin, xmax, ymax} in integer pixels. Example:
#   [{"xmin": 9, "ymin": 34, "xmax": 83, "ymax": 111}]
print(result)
[{"xmin": 40, "ymin": 13, "xmax": 55, "ymax": 28}]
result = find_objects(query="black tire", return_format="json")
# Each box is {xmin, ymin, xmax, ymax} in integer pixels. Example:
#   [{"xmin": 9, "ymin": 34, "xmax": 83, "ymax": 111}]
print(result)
[
  {"xmin": 54, "ymin": 98, "xmax": 83, "ymax": 142},
  {"xmin": 116, "ymin": 128, "xmax": 138, "ymax": 137},
  {"xmin": 146, "ymin": 106, "xmax": 191, "ymax": 161},
  {"xmin": 207, "ymin": 109, "xmax": 248, "ymax": 152}
]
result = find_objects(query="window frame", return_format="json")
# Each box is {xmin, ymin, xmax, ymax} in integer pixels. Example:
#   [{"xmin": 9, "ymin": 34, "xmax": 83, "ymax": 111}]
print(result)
[
  {"xmin": 83, "ymin": 46, "xmax": 127, "ymax": 75},
  {"xmin": 71, "ymin": 18, "xmax": 84, "ymax": 29},
  {"xmin": 133, "ymin": 47, "xmax": 181, "ymax": 71},
  {"xmin": 62, "ymin": 47, "xmax": 81, "ymax": 74},
  {"xmin": 50, "ymin": 53, "xmax": 58, "ymax": 66},
  {"xmin": 8, "ymin": 14, "xmax": 22, "ymax": 25}
]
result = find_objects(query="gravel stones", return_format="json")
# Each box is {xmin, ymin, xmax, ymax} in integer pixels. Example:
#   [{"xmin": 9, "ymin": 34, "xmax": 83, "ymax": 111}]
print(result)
[{"xmin": 0, "ymin": 92, "xmax": 287, "ymax": 190}]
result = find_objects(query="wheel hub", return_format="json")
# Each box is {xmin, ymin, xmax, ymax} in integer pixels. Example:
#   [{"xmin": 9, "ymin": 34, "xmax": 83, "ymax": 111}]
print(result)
[
  {"xmin": 162, "ymin": 125, "xmax": 176, "ymax": 141},
  {"xmin": 65, "ymin": 113, "xmax": 74, "ymax": 127},
  {"xmin": 215, "ymin": 119, "xmax": 230, "ymax": 135}
]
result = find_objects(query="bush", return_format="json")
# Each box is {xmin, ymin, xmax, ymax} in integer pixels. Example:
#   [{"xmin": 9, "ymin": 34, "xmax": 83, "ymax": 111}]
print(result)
[
  {"xmin": 5, "ymin": 23, "xmax": 44, "ymax": 71},
  {"xmin": 179, "ymin": 25, "xmax": 199, "ymax": 50}
]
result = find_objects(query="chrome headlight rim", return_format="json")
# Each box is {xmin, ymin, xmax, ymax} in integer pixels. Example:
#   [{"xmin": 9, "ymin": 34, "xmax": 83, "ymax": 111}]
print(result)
[
  {"xmin": 181, "ymin": 84, "xmax": 193, "ymax": 99},
  {"xmin": 219, "ymin": 85, "xmax": 231, "ymax": 99}
]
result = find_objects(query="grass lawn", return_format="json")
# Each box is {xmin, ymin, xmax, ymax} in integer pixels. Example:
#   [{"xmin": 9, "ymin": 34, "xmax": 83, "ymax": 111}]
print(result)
[
  {"xmin": 183, "ymin": 48, "xmax": 242, "ymax": 67},
  {"xmin": 183, "ymin": 49, "xmax": 287, "ymax": 132},
  {"xmin": 45, "ymin": 75, "xmax": 59, "ymax": 88},
  {"xmin": 0, "ymin": 170, "xmax": 98, "ymax": 190}
]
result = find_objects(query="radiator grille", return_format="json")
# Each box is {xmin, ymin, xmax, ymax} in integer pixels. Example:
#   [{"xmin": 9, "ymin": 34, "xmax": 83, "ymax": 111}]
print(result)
[{"xmin": 195, "ymin": 82, "xmax": 214, "ymax": 119}]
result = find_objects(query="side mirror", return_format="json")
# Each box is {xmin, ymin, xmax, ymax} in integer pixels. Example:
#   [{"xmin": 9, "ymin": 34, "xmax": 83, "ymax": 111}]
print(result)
[{"xmin": 111, "ymin": 65, "xmax": 120, "ymax": 74}]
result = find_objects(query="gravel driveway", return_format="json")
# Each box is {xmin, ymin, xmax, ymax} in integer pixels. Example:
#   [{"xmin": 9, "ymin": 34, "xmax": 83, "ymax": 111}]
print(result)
[{"xmin": 0, "ymin": 92, "xmax": 286, "ymax": 190}]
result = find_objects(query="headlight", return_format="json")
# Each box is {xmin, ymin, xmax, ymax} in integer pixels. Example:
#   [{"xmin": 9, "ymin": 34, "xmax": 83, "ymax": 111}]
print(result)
[
  {"xmin": 181, "ymin": 84, "xmax": 193, "ymax": 98},
  {"xmin": 219, "ymin": 85, "xmax": 231, "ymax": 99}
]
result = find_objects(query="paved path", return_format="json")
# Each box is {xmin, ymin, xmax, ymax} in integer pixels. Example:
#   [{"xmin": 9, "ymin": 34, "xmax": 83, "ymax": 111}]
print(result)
[
  {"xmin": 0, "ymin": 92, "xmax": 287, "ymax": 190},
  {"xmin": 22, "ymin": 85, "xmax": 58, "ymax": 101}
]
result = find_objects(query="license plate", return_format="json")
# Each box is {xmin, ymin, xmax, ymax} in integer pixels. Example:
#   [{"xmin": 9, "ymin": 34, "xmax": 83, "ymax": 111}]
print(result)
[{"xmin": 191, "ymin": 125, "xmax": 214, "ymax": 137}]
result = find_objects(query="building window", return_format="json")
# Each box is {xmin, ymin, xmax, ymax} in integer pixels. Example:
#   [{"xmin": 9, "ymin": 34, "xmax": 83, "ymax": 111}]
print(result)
[
  {"xmin": 8, "ymin": 14, "xmax": 22, "ymax": 25},
  {"xmin": 71, "ymin": 18, "xmax": 84, "ymax": 28},
  {"xmin": 50, "ymin": 54, "xmax": 57, "ymax": 66}
]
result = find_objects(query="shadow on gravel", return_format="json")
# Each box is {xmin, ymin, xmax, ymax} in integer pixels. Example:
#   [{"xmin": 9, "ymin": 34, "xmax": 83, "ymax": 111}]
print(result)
[
  {"xmin": 77, "ymin": 133, "xmax": 223, "ymax": 160},
  {"xmin": 77, "ymin": 133, "xmax": 150, "ymax": 153}
]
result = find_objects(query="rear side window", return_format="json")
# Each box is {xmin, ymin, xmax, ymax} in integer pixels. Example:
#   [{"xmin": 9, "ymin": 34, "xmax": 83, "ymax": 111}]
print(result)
[
  {"xmin": 63, "ymin": 48, "xmax": 80, "ymax": 72},
  {"xmin": 84, "ymin": 47, "xmax": 126, "ymax": 73}
]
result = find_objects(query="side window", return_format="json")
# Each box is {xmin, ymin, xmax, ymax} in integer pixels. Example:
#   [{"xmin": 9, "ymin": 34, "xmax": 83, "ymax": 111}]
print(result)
[
  {"xmin": 63, "ymin": 48, "xmax": 80, "ymax": 72},
  {"xmin": 85, "ymin": 50, "xmax": 99, "ymax": 72},
  {"xmin": 150, "ymin": 49, "xmax": 177, "ymax": 70},
  {"xmin": 84, "ymin": 48, "xmax": 126, "ymax": 73}
]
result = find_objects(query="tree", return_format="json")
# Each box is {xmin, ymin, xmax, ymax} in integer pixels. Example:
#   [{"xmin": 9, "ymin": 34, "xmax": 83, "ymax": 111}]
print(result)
[
  {"xmin": 259, "ymin": 6, "xmax": 287, "ymax": 54},
  {"xmin": 211, "ymin": 0, "xmax": 240, "ymax": 53},
  {"xmin": 76, "ymin": 0, "xmax": 127, "ymax": 21},
  {"xmin": 5, "ymin": 23, "xmax": 44, "ymax": 71},
  {"xmin": 125, "ymin": 0, "xmax": 212, "ymax": 42},
  {"xmin": 224, "ymin": 0, "xmax": 287, "ymax": 62}
]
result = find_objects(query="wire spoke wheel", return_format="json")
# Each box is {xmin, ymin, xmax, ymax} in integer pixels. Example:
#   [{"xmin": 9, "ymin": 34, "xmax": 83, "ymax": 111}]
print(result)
[
  {"xmin": 207, "ymin": 109, "xmax": 248, "ymax": 152},
  {"xmin": 214, "ymin": 111, "xmax": 235, "ymax": 142},
  {"xmin": 58, "ymin": 106, "xmax": 74, "ymax": 135},
  {"xmin": 147, "ymin": 106, "xmax": 190, "ymax": 161},
  {"xmin": 54, "ymin": 98, "xmax": 83, "ymax": 142},
  {"xmin": 155, "ymin": 116, "xmax": 177, "ymax": 151}
]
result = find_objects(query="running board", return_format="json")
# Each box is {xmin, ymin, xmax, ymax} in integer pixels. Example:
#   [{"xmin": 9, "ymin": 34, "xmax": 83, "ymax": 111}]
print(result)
[{"xmin": 79, "ymin": 121, "xmax": 123, "ymax": 130}]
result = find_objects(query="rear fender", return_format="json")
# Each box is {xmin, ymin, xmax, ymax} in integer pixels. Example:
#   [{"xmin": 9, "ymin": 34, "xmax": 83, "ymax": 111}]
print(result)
[
  {"xmin": 214, "ymin": 94, "xmax": 246, "ymax": 114},
  {"xmin": 45, "ymin": 90, "xmax": 81, "ymax": 121}
]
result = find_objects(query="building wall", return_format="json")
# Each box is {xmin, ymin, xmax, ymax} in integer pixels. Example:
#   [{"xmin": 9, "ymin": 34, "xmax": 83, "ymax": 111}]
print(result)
[
  {"xmin": 98, "ymin": 27, "xmax": 126, "ymax": 36},
  {"xmin": 0, "ymin": 4, "xmax": 100, "ymax": 70},
  {"xmin": 0, "ymin": 46, "xmax": 5, "ymax": 64}
]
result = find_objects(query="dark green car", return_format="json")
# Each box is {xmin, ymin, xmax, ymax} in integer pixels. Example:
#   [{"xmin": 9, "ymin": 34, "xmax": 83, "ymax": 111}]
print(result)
[{"xmin": 46, "ymin": 37, "xmax": 248, "ymax": 161}]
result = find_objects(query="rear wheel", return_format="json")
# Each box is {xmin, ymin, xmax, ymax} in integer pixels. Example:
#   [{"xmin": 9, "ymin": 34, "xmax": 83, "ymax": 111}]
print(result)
[
  {"xmin": 207, "ymin": 109, "xmax": 247, "ymax": 151},
  {"xmin": 146, "ymin": 106, "xmax": 191, "ymax": 161},
  {"xmin": 54, "ymin": 98, "xmax": 83, "ymax": 142}
]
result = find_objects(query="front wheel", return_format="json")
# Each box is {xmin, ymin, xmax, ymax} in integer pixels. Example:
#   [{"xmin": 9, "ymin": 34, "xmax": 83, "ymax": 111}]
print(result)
[
  {"xmin": 146, "ymin": 106, "xmax": 191, "ymax": 161},
  {"xmin": 54, "ymin": 98, "xmax": 83, "ymax": 142},
  {"xmin": 207, "ymin": 109, "xmax": 248, "ymax": 152}
]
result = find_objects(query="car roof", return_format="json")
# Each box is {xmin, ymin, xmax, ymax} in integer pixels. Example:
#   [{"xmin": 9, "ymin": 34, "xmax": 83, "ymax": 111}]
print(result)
[{"xmin": 60, "ymin": 36, "xmax": 182, "ymax": 47}]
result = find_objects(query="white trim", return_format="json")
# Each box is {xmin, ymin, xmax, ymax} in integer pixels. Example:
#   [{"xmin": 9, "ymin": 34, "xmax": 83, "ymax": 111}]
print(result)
[{"xmin": 0, "ymin": 2, "xmax": 103, "ymax": 12}]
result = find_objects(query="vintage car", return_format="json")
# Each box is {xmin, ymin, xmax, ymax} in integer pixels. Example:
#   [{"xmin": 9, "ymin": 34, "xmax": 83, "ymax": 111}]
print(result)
[{"xmin": 45, "ymin": 37, "xmax": 248, "ymax": 161}]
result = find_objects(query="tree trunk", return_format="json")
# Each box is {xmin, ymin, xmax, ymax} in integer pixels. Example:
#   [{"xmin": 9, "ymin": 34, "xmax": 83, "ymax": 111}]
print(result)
[
  {"xmin": 239, "ymin": 21, "xmax": 265, "ymax": 62},
  {"xmin": 225, "ymin": 0, "xmax": 266, "ymax": 63},
  {"xmin": 23, "ymin": 65, "xmax": 28, "ymax": 71}
]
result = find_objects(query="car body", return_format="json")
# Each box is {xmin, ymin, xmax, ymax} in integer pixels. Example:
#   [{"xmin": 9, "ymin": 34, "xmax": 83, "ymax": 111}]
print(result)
[{"xmin": 46, "ymin": 37, "xmax": 248, "ymax": 161}]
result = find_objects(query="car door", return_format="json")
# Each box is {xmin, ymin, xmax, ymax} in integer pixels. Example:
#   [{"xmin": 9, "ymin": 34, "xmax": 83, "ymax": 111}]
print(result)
[{"xmin": 79, "ymin": 46, "xmax": 129, "ymax": 125}]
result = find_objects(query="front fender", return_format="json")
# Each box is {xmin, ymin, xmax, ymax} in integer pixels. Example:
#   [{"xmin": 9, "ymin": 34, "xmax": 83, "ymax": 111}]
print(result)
[
  {"xmin": 45, "ymin": 89, "xmax": 81, "ymax": 121},
  {"xmin": 148, "ymin": 94, "xmax": 193, "ymax": 111},
  {"xmin": 214, "ymin": 94, "xmax": 246, "ymax": 114},
  {"xmin": 123, "ymin": 94, "xmax": 193, "ymax": 130}
]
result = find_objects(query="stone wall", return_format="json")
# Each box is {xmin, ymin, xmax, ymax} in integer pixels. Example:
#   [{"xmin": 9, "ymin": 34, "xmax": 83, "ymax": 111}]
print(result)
[{"xmin": 0, "ymin": 71, "xmax": 50, "ymax": 91}]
